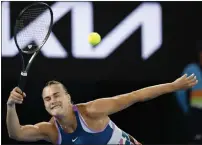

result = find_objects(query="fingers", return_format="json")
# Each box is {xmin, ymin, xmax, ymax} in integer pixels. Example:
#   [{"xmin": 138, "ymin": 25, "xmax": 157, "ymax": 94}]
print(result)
[
  {"xmin": 13, "ymin": 87, "xmax": 26, "ymax": 97},
  {"xmin": 10, "ymin": 96, "xmax": 23, "ymax": 104},
  {"xmin": 10, "ymin": 91, "xmax": 24, "ymax": 104},
  {"xmin": 182, "ymin": 73, "xmax": 195, "ymax": 79},
  {"xmin": 190, "ymin": 76, "xmax": 197, "ymax": 83},
  {"xmin": 8, "ymin": 94, "xmax": 23, "ymax": 105},
  {"xmin": 189, "ymin": 80, "xmax": 198, "ymax": 87},
  {"xmin": 11, "ymin": 91, "xmax": 24, "ymax": 99},
  {"xmin": 182, "ymin": 74, "xmax": 187, "ymax": 78},
  {"xmin": 13, "ymin": 87, "xmax": 22, "ymax": 93},
  {"xmin": 8, "ymin": 87, "xmax": 26, "ymax": 105},
  {"xmin": 183, "ymin": 73, "xmax": 198, "ymax": 88},
  {"xmin": 183, "ymin": 74, "xmax": 197, "ymax": 82},
  {"xmin": 186, "ymin": 73, "xmax": 195, "ymax": 80},
  {"xmin": 186, "ymin": 74, "xmax": 197, "ymax": 83},
  {"xmin": 174, "ymin": 74, "xmax": 198, "ymax": 90}
]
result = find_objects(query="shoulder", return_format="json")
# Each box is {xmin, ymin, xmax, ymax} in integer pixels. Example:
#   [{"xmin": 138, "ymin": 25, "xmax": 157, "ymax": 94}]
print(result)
[
  {"xmin": 75, "ymin": 102, "xmax": 96, "ymax": 115},
  {"xmin": 49, "ymin": 117, "xmax": 56, "ymax": 124},
  {"xmin": 75, "ymin": 103, "xmax": 109, "ymax": 120},
  {"xmin": 74, "ymin": 103, "xmax": 89, "ymax": 116}
]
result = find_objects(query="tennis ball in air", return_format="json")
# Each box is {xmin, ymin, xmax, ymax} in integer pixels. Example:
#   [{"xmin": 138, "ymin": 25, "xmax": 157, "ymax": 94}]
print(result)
[{"xmin": 88, "ymin": 32, "xmax": 101, "ymax": 46}]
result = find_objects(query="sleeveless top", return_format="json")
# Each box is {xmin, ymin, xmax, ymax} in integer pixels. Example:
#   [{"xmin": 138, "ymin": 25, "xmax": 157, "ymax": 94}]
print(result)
[{"xmin": 54, "ymin": 105, "xmax": 137, "ymax": 145}]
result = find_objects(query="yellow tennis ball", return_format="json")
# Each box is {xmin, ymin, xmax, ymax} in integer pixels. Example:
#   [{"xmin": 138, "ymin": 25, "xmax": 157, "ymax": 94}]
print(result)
[{"xmin": 88, "ymin": 32, "xmax": 101, "ymax": 46}]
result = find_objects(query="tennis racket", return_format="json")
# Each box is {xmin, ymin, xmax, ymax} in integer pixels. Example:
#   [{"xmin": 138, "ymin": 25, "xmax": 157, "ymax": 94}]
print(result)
[{"xmin": 14, "ymin": 2, "xmax": 53, "ymax": 92}]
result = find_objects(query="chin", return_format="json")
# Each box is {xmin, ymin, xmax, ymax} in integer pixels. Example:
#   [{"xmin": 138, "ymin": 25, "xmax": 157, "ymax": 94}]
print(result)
[{"xmin": 51, "ymin": 109, "xmax": 63, "ymax": 117}]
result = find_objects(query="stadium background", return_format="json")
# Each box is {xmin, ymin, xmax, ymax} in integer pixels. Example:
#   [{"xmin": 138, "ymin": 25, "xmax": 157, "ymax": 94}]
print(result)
[{"xmin": 2, "ymin": 1, "xmax": 202, "ymax": 144}]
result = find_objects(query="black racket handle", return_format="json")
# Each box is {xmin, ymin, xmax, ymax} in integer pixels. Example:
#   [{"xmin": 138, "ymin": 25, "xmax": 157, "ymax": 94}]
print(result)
[{"xmin": 18, "ymin": 72, "xmax": 27, "ymax": 92}]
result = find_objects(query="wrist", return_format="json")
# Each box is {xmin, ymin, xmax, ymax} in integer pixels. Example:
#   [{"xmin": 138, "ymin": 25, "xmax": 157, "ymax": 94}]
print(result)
[
  {"xmin": 7, "ymin": 102, "xmax": 15, "ymax": 108},
  {"xmin": 170, "ymin": 82, "xmax": 178, "ymax": 91}
]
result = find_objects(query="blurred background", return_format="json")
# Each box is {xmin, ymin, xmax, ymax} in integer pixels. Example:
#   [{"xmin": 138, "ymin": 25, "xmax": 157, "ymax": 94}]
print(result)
[{"xmin": 2, "ymin": 1, "xmax": 202, "ymax": 144}]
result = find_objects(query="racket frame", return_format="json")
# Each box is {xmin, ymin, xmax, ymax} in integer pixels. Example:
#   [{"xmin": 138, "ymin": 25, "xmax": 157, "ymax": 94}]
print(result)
[{"xmin": 13, "ymin": 2, "xmax": 53, "ymax": 91}]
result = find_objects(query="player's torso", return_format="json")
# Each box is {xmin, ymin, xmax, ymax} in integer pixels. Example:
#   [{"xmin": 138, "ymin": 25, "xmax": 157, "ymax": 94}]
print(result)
[
  {"xmin": 50, "ymin": 105, "xmax": 134, "ymax": 145},
  {"xmin": 56, "ymin": 120, "xmax": 114, "ymax": 145},
  {"xmin": 54, "ymin": 105, "xmax": 112, "ymax": 144}
]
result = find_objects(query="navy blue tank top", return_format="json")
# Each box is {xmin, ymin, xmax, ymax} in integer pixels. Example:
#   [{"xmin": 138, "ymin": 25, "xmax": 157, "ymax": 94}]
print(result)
[{"xmin": 54, "ymin": 105, "xmax": 114, "ymax": 145}]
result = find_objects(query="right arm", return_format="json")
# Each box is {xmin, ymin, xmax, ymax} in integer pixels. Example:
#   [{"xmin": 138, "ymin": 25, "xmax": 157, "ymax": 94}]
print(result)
[{"xmin": 6, "ymin": 87, "xmax": 51, "ymax": 142}]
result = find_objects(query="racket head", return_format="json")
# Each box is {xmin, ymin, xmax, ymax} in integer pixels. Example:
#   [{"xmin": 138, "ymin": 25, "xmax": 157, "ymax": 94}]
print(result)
[{"xmin": 14, "ymin": 2, "xmax": 53, "ymax": 54}]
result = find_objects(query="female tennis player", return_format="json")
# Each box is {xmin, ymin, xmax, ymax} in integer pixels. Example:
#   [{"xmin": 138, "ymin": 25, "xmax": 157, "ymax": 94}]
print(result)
[{"xmin": 6, "ymin": 74, "xmax": 197, "ymax": 145}]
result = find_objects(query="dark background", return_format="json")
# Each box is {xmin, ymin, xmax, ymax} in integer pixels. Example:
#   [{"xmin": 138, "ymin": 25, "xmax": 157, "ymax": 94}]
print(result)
[{"xmin": 2, "ymin": 1, "xmax": 202, "ymax": 144}]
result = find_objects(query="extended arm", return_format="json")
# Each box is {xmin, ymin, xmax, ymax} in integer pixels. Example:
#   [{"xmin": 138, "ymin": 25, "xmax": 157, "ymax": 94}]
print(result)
[{"xmin": 86, "ymin": 74, "xmax": 197, "ymax": 117}]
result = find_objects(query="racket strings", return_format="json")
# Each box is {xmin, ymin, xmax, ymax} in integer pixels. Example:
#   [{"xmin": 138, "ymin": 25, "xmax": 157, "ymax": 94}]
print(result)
[{"xmin": 16, "ymin": 5, "xmax": 52, "ymax": 52}]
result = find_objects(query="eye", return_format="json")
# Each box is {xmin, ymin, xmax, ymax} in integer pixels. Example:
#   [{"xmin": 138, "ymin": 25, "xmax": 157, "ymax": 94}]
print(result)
[
  {"xmin": 56, "ymin": 94, "xmax": 59, "ymax": 97},
  {"xmin": 44, "ymin": 97, "xmax": 51, "ymax": 101},
  {"xmin": 54, "ymin": 93, "xmax": 60, "ymax": 98}
]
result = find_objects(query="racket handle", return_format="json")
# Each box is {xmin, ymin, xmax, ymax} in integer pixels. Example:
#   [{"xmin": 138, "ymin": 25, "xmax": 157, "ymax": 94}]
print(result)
[{"xmin": 18, "ymin": 72, "xmax": 27, "ymax": 92}]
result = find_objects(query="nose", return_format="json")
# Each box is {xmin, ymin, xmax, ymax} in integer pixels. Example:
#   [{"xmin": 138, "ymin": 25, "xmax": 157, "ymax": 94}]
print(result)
[{"xmin": 50, "ymin": 97, "xmax": 58, "ymax": 105}]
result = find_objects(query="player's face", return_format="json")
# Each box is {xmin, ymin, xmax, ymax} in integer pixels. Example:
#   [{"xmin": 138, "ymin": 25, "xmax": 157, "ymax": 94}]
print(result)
[{"xmin": 42, "ymin": 84, "xmax": 70, "ymax": 117}]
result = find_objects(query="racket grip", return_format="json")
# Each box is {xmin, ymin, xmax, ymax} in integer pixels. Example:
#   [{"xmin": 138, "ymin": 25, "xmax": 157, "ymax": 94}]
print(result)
[{"xmin": 18, "ymin": 72, "xmax": 27, "ymax": 92}]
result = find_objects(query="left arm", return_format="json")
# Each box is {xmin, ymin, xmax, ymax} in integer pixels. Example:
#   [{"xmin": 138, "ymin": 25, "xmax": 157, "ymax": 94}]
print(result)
[{"xmin": 85, "ymin": 74, "xmax": 197, "ymax": 118}]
